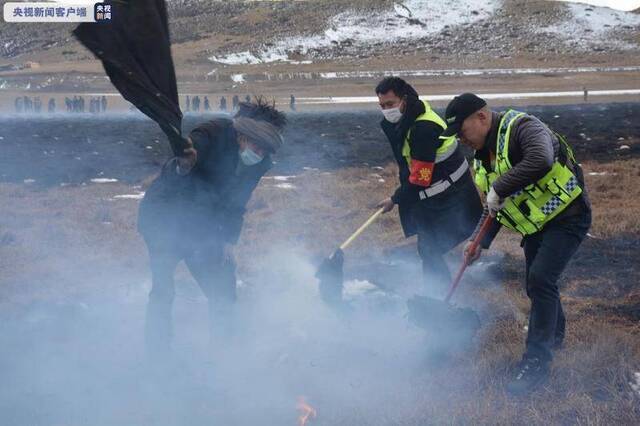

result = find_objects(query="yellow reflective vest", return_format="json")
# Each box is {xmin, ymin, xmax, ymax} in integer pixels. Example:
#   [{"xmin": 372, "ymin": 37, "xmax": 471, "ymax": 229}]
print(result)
[
  {"xmin": 402, "ymin": 100, "xmax": 457, "ymax": 170},
  {"xmin": 473, "ymin": 110, "xmax": 582, "ymax": 235}
]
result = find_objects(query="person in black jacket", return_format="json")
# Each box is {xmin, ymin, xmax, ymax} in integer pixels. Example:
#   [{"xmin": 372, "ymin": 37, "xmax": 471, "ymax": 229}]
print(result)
[
  {"xmin": 74, "ymin": 2, "xmax": 286, "ymax": 352},
  {"xmin": 375, "ymin": 77, "xmax": 482, "ymax": 292},
  {"xmin": 139, "ymin": 98, "xmax": 286, "ymax": 351}
]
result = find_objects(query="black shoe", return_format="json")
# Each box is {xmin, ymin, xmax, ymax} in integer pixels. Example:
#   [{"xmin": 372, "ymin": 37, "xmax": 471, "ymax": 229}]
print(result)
[{"xmin": 506, "ymin": 357, "xmax": 549, "ymax": 396}]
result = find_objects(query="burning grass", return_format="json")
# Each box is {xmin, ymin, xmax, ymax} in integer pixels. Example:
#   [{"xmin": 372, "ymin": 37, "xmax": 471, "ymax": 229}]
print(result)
[
  {"xmin": 0, "ymin": 148, "xmax": 638, "ymax": 423},
  {"xmin": 239, "ymin": 157, "xmax": 640, "ymax": 423}
]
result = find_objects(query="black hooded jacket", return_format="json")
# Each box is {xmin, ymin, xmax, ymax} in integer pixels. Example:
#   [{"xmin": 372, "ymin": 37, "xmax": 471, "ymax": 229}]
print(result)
[
  {"xmin": 74, "ymin": 2, "xmax": 270, "ymax": 248},
  {"xmin": 138, "ymin": 118, "xmax": 271, "ymax": 248}
]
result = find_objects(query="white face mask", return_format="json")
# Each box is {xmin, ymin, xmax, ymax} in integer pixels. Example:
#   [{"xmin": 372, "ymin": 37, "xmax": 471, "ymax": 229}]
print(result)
[
  {"xmin": 239, "ymin": 147, "xmax": 263, "ymax": 166},
  {"xmin": 382, "ymin": 106, "xmax": 402, "ymax": 123}
]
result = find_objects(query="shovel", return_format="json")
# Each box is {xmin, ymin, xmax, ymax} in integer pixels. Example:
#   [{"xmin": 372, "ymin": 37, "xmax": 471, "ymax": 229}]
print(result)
[
  {"xmin": 407, "ymin": 215, "xmax": 494, "ymax": 334},
  {"xmin": 316, "ymin": 208, "xmax": 384, "ymax": 307}
]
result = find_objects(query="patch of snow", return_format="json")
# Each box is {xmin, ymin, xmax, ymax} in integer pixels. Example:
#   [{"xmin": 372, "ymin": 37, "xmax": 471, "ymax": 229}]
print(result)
[
  {"xmin": 274, "ymin": 183, "xmax": 296, "ymax": 190},
  {"xmin": 540, "ymin": 2, "xmax": 640, "ymax": 50},
  {"xmin": 210, "ymin": 50, "xmax": 289, "ymax": 65},
  {"xmin": 556, "ymin": 0, "xmax": 640, "ymax": 12},
  {"xmin": 618, "ymin": 145, "xmax": 631, "ymax": 150},
  {"xmin": 113, "ymin": 192, "xmax": 145, "ymax": 200},
  {"xmin": 342, "ymin": 280, "xmax": 403, "ymax": 311},
  {"xmin": 23, "ymin": 179, "xmax": 35, "ymax": 184},
  {"xmin": 210, "ymin": 0, "xmax": 499, "ymax": 64},
  {"xmin": 230, "ymin": 74, "xmax": 245, "ymax": 83},
  {"xmin": 343, "ymin": 279, "xmax": 379, "ymax": 298},
  {"xmin": 265, "ymin": 175, "xmax": 297, "ymax": 182},
  {"xmin": 91, "ymin": 178, "xmax": 118, "ymax": 183},
  {"xmin": 588, "ymin": 171, "xmax": 617, "ymax": 176},
  {"xmin": 630, "ymin": 371, "xmax": 640, "ymax": 397}
]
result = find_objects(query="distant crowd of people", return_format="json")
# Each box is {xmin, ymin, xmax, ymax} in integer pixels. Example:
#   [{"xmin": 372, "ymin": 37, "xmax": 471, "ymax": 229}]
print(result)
[
  {"xmin": 14, "ymin": 95, "xmax": 108, "ymax": 113},
  {"xmin": 185, "ymin": 94, "xmax": 297, "ymax": 112},
  {"xmin": 13, "ymin": 94, "xmax": 297, "ymax": 114},
  {"xmin": 14, "ymin": 96, "xmax": 45, "ymax": 113}
]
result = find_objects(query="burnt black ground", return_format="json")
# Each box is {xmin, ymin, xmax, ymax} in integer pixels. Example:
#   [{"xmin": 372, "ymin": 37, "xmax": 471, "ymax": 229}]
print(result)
[
  {"xmin": 0, "ymin": 103, "xmax": 639, "ymax": 425},
  {"xmin": 0, "ymin": 102, "xmax": 637, "ymax": 188}
]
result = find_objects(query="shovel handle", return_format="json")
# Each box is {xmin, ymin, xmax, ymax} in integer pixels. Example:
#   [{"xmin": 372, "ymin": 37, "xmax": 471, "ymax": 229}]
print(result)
[
  {"xmin": 444, "ymin": 215, "xmax": 494, "ymax": 303},
  {"xmin": 339, "ymin": 208, "xmax": 385, "ymax": 251}
]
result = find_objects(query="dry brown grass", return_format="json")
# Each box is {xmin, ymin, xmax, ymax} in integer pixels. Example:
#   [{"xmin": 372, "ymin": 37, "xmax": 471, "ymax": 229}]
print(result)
[
  {"xmin": 581, "ymin": 159, "xmax": 640, "ymax": 237},
  {"xmin": 0, "ymin": 182, "xmax": 146, "ymax": 307},
  {"xmin": 238, "ymin": 159, "xmax": 640, "ymax": 424},
  {"xmin": 1, "ymin": 155, "xmax": 639, "ymax": 423}
]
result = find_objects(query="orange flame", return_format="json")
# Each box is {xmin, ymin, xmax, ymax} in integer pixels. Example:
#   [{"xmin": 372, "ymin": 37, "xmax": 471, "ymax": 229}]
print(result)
[{"xmin": 296, "ymin": 396, "xmax": 317, "ymax": 426}]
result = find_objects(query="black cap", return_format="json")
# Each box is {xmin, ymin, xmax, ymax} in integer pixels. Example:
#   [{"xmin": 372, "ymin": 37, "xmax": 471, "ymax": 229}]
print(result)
[{"xmin": 441, "ymin": 93, "xmax": 487, "ymax": 137}]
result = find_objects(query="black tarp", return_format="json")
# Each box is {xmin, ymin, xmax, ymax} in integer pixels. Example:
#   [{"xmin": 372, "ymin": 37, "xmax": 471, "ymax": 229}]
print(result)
[{"xmin": 73, "ymin": 0, "xmax": 187, "ymax": 155}]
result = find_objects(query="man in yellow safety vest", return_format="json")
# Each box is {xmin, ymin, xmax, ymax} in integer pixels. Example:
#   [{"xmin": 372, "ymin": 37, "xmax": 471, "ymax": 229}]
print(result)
[{"xmin": 443, "ymin": 93, "xmax": 592, "ymax": 395}]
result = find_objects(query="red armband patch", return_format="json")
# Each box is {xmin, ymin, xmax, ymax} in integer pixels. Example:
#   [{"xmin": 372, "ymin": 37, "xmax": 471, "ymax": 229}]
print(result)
[{"xmin": 409, "ymin": 160, "xmax": 435, "ymax": 187}]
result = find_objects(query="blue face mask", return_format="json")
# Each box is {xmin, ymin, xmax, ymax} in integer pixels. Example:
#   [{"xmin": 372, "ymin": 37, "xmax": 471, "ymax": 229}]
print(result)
[{"xmin": 239, "ymin": 147, "xmax": 263, "ymax": 166}]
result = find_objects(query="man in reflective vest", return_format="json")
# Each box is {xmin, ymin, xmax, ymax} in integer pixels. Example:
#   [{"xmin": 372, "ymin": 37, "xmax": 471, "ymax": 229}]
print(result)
[
  {"xmin": 375, "ymin": 77, "xmax": 483, "ymax": 292},
  {"xmin": 442, "ymin": 93, "xmax": 592, "ymax": 395}
]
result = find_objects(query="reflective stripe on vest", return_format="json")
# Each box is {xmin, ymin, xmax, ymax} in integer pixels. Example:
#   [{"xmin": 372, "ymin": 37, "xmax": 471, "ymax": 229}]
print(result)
[
  {"xmin": 402, "ymin": 100, "xmax": 457, "ymax": 169},
  {"xmin": 472, "ymin": 110, "xmax": 583, "ymax": 235}
]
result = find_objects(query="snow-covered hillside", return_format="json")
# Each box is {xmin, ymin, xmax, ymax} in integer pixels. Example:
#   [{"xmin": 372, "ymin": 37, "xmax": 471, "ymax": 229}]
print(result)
[
  {"xmin": 209, "ymin": 0, "xmax": 640, "ymax": 66},
  {"xmin": 210, "ymin": 0, "xmax": 499, "ymax": 65}
]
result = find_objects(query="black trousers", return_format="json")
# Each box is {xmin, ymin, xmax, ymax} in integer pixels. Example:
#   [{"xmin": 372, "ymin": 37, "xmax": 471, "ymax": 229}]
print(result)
[
  {"xmin": 411, "ymin": 171, "xmax": 483, "ymax": 290},
  {"xmin": 522, "ymin": 206, "xmax": 591, "ymax": 363},
  {"xmin": 144, "ymin": 240, "xmax": 237, "ymax": 351}
]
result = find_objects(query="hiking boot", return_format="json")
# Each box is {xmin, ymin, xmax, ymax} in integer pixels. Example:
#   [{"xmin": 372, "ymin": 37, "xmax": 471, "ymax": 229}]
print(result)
[{"xmin": 506, "ymin": 357, "xmax": 549, "ymax": 396}]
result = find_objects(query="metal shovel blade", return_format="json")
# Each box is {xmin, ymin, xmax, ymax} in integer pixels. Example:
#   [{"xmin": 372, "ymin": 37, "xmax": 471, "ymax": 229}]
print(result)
[
  {"xmin": 315, "ymin": 248, "xmax": 345, "ymax": 307},
  {"xmin": 407, "ymin": 295, "xmax": 481, "ymax": 336}
]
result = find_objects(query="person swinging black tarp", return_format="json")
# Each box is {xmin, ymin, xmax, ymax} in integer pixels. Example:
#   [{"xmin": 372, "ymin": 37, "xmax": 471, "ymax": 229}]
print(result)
[
  {"xmin": 73, "ymin": 1, "xmax": 288, "ymax": 353},
  {"xmin": 73, "ymin": 0, "xmax": 196, "ymax": 169}
]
